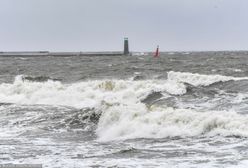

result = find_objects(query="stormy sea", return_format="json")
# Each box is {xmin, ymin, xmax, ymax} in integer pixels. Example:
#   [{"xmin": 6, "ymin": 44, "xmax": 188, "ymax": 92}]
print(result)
[{"xmin": 1, "ymin": 51, "xmax": 248, "ymax": 168}]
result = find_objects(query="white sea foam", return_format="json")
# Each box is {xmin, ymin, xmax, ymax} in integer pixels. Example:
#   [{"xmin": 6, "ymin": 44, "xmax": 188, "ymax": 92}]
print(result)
[
  {"xmin": 132, "ymin": 52, "xmax": 148, "ymax": 56},
  {"xmin": 1, "ymin": 72, "xmax": 245, "ymax": 109},
  {"xmin": 0, "ymin": 75, "xmax": 185, "ymax": 108},
  {"xmin": 97, "ymin": 104, "xmax": 248, "ymax": 141},
  {"xmin": 95, "ymin": 72, "xmax": 248, "ymax": 141},
  {"xmin": 167, "ymin": 71, "xmax": 248, "ymax": 86},
  {"xmin": 233, "ymin": 69, "xmax": 242, "ymax": 72},
  {"xmin": 1, "ymin": 72, "xmax": 248, "ymax": 141}
]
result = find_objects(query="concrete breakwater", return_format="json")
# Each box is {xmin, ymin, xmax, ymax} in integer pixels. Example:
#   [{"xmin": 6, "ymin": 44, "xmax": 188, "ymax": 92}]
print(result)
[
  {"xmin": 0, "ymin": 51, "xmax": 125, "ymax": 57},
  {"xmin": 0, "ymin": 38, "xmax": 131, "ymax": 57}
]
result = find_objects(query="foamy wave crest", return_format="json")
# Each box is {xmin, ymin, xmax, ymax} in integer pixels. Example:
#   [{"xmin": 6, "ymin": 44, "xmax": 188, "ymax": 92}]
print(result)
[
  {"xmin": 97, "ymin": 105, "xmax": 248, "ymax": 141},
  {"xmin": 168, "ymin": 71, "xmax": 248, "ymax": 86},
  {"xmin": 2, "ymin": 74, "xmax": 248, "ymax": 141},
  {"xmin": 0, "ymin": 75, "xmax": 186, "ymax": 108}
]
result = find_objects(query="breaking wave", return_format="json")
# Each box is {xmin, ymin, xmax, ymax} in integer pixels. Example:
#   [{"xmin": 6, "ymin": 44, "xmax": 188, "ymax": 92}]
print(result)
[
  {"xmin": 0, "ymin": 74, "xmax": 186, "ymax": 108},
  {"xmin": 1, "ymin": 71, "xmax": 248, "ymax": 141},
  {"xmin": 97, "ymin": 105, "xmax": 248, "ymax": 141},
  {"xmin": 167, "ymin": 71, "xmax": 248, "ymax": 86},
  {"xmin": 21, "ymin": 75, "xmax": 61, "ymax": 82}
]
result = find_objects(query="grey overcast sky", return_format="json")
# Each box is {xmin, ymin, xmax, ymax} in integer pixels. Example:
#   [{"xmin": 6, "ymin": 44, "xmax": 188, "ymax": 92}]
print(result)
[{"xmin": 0, "ymin": 0, "xmax": 247, "ymax": 51}]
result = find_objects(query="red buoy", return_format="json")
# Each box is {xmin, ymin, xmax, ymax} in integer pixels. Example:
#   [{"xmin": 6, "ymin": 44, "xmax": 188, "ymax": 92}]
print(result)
[{"xmin": 154, "ymin": 45, "xmax": 159, "ymax": 57}]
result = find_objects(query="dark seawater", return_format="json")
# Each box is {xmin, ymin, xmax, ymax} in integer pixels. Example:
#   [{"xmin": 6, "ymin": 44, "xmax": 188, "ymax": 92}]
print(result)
[{"xmin": 1, "ymin": 52, "xmax": 248, "ymax": 167}]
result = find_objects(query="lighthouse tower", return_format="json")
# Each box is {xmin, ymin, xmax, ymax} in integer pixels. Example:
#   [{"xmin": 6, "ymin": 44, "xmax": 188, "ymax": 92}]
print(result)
[{"xmin": 123, "ymin": 37, "xmax": 129, "ymax": 55}]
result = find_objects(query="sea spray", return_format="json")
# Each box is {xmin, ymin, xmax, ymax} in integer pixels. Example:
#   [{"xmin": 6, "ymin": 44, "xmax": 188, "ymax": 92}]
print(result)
[
  {"xmin": 97, "ymin": 105, "xmax": 248, "ymax": 141},
  {"xmin": 1, "ymin": 72, "xmax": 248, "ymax": 141},
  {"xmin": 0, "ymin": 74, "xmax": 186, "ymax": 108},
  {"xmin": 167, "ymin": 71, "xmax": 248, "ymax": 86}
]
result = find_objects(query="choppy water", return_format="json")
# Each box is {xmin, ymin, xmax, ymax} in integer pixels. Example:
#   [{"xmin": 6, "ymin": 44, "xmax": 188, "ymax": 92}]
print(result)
[{"xmin": 1, "ymin": 52, "xmax": 248, "ymax": 167}]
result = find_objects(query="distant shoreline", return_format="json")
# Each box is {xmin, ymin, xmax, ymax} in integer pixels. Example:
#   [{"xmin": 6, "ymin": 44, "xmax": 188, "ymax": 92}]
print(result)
[
  {"xmin": 0, "ymin": 51, "xmax": 124, "ymax": 57},
  {"xmin": 0, "ymin": 51, "xmax": 248, "ymax": 57}
]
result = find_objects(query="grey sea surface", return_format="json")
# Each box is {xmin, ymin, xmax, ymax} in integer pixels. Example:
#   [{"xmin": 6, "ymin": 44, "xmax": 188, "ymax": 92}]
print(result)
[{"xmin": 1, "ymin": 52, "xmax": 248, "ymax": 167}]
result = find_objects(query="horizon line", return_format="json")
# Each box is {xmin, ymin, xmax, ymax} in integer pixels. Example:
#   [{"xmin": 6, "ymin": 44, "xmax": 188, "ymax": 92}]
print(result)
[{"xmin": 1, "ymin": 50, "xmax": 248, "ymax": 53}]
